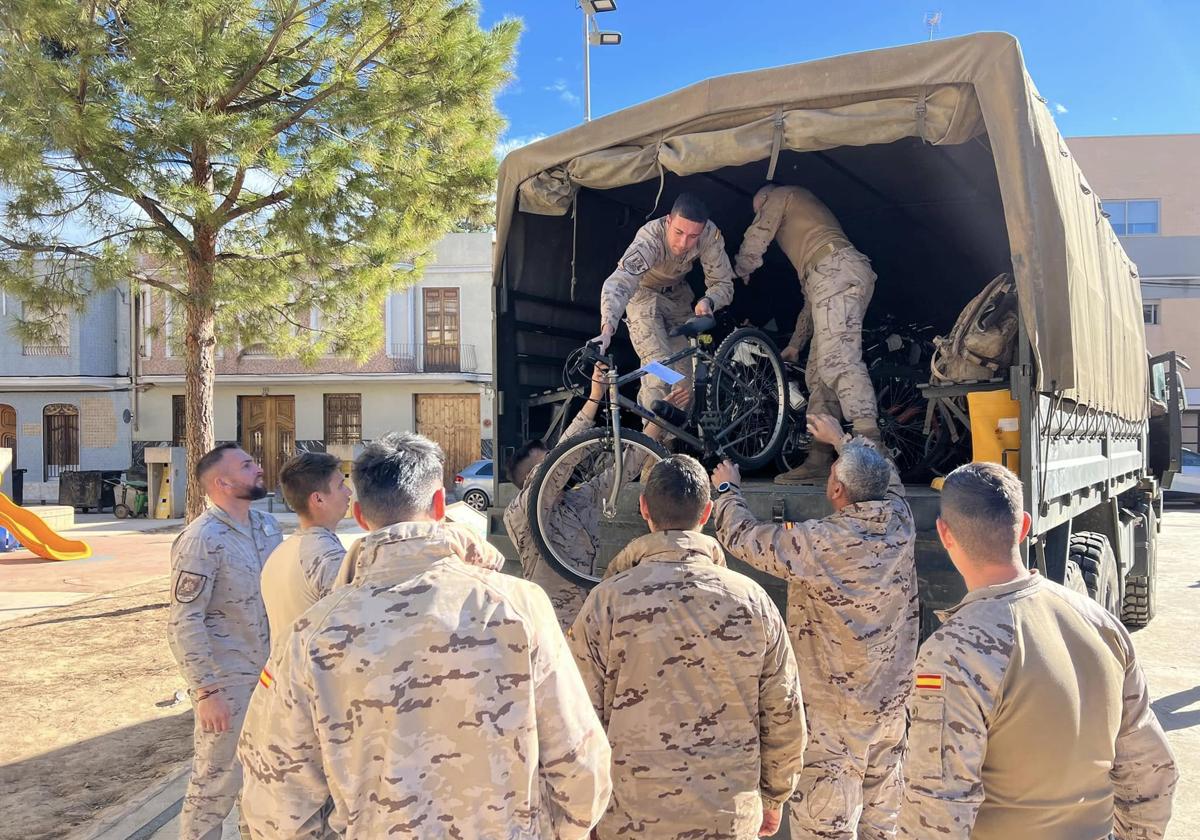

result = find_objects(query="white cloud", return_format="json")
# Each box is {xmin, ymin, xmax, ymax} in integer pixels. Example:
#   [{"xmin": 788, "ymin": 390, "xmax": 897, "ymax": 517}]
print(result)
[
  {"xmin": 495, "ymin": 133, "xmax": 548, "ymax": 161},
  {"xmin": 1054, "ymin": 103, "xmax": 1068, "ymax": 115},
  {"xmin": 544, "ymin": 79, "xmax": 581, "ymax": 107}
]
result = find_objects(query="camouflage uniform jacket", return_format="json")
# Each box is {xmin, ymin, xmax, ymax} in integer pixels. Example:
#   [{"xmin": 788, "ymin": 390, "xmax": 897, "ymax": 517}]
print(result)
[
  {"xmin": 239, "ymin": 521, "xmax": 612, "ymax": 840},
  {"xmin": 600, "ymin": 216, "xmax": 736, "ymax": 333},
  {"xmin": 900, "ymin": 573, "xmax": 1178, "ymax": 840},
  {"xmin": 568, "ymin": 530, "xmax": 806, "ymax": 840},
  {"xmin": 260, "ymin": 526, "xmax": 346, "ymax": 660},
  {"xmin": 168, "ymin": 506, "xmax": 283, "ymax": 691},
  {"xmin": 733, "ymin": 185, "xmax": 851, "ymax": 282},
  {"xmin": 713, "ymin": 439, "xmax": 919, "ymax": 720}
]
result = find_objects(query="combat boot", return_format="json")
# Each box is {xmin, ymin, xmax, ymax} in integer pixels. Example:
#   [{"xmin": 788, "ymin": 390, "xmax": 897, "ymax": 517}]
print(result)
[{"xmin": 774, "ymin": 443, "xmax": 834, "ymax": 485}]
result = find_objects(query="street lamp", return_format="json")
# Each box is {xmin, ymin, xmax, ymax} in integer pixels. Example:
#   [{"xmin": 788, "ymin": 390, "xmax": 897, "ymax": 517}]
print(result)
[{"xmin": 581, "ymin": 0, "xmax": 622, "ymax": 122}]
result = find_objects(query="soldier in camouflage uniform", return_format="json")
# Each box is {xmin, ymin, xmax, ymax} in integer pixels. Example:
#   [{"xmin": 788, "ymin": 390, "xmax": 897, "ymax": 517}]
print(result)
[
  {"xmin": 712, "ymin": 414, "xmax": 917, "ymax": 840},
  {"xmin": 167, "ymin": 443, "xmax": 282, "ymax": 840},
  {"xmin": 238, "ymin": 432, "xmax": 611, "ymax": 839},
  {"xmin": 569, "ymin": 454, "xmax": 805, "ymax": 840},
  {"xmin": 260, "ymin": 452, "xmax": 351, "ymax": 660},
  {"xmin": 900, "ymin": 462, "xmax": 1177, "ymax": 840},
  {"xmin": 505, "ymin": 366, "xmax": 669, "ymax": 629},
  {"xmin": 735, "ymin": 184, "xmax": 880, "ymax": 483},
  {"xmin": 594, "ymin": 192, "xmax": 736, "ymax": 412}
]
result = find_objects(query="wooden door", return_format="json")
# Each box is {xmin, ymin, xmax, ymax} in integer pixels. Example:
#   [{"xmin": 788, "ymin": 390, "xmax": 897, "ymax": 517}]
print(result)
[
  {"xmin": 415, "ymin": 394, "xmax": 481, "ymax": 487},
  {"xmin": 239, "ymin": 395, "xmax": 296, "ymax": 491},
  {"xmin": 423, "ymin": 288, "xmax": 461, "ymax": 372},
  {"xmin": 0, "ymin": 404, "xmax": 15, "ymax": 460}
]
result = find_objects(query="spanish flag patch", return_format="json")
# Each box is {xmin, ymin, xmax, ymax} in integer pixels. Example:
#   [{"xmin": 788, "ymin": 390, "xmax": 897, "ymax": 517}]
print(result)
[
  {"xmin": 915, "ymin": 673, "xmax": 944, "ymax": 691},
  {"xmin": 259, "ymin": 666, "xmax": 274, "ymax": 690}
]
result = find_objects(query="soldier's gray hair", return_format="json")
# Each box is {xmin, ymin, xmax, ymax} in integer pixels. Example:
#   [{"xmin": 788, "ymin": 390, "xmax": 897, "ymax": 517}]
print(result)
[
  {"xmin": 352, "ymin": 432, "xmax": 445, "ymax": 526},
  {"xmin": 940, "ymin": 462, "xmax": 1024, "ymax": 562},
  {"xmin": 833, "ymin": 443, "xmax": 891, "ymax": 503}
]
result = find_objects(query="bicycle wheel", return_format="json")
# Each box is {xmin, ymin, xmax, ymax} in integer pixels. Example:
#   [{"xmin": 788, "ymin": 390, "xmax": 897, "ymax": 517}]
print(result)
[
  {"xmin": 874, "ymin": 376, "xmax": 930, "ymax": 478},
  {"xmin": 527, "ymin": 427, "xmax": 670, "ymax": 587},
  {"xmin": 707, "ymin": 327, "xmax": 787, "ymax": 469}
]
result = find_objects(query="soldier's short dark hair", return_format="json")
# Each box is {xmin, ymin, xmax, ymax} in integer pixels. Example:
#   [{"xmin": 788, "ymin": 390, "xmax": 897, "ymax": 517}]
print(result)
[
  {"xmin": 279, "ymin": 452, "xmax": 342, "ymax": 516},
  {"xmin": 670, "ymin": 192, "xmax": 709, "ymax": 225},
  {"xmin": 352, "ymin": 432, "xmax": 445, "ymax": 526},
  {"xmin": 508, "ymin": 439, "xmax": 547, "ymax": 490},
  {"xmin": 642, "ymin": 454, "xmax": 710, "ymax": 530},
  {"xmin": 195, "ymin": 442, "xmax": 241, "ymax": 485},
  {"xmin": 940, "ymin": 462, "xmax": 1025, "ymax": 562}
]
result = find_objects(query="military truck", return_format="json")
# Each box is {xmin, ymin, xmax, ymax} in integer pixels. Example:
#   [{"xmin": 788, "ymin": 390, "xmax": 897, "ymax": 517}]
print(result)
[{"xmin": 488, "ymin": 32, "xmax": 1182, "ymax": 632}]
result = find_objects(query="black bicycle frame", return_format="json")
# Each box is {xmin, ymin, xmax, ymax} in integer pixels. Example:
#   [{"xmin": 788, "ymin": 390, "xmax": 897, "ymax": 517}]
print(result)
[{"xmin": 595, "ymin": 338, "xmax": 772, "ymax": 515}]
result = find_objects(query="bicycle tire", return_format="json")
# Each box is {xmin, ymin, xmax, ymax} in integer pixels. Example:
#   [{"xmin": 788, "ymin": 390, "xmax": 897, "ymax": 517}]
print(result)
[
  {"xmin": 526, "ymin": 427, "xmax": 670, "ymax": 587},
  {"xmin": 707, "ymin": 327, "xmax": 788, "ymax": 470}
]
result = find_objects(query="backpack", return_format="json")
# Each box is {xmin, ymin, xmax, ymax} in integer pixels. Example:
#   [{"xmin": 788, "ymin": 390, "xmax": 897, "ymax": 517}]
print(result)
[{"xmin": 929, "ymin": 273, "xmax": 1019, "ymax": 385}]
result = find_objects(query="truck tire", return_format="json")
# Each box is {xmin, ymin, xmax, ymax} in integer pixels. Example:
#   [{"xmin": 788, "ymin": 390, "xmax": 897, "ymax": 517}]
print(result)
[
  {"xmin": 1121, "ymin": 506, "xmax": 1157, "ymax": 628},
  {"xmin": 1070, "ymin": 531, "xmax": 1120, "ymax": 617},
  {"xmin": 1063, "ymin": 559, "xmax": 1088, "ymax": 596}
]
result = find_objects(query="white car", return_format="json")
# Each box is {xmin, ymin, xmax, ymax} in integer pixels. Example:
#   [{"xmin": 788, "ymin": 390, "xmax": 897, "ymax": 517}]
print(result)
[{"xmin": 1166, "ymin": 448, "xmax": 1200, "ymax": 503}]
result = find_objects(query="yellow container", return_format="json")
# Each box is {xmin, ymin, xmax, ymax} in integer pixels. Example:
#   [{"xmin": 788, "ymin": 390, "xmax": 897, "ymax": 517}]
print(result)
[{"xmin": 967, "ymin": 391, "xmax": 1021, "ymax": 473}]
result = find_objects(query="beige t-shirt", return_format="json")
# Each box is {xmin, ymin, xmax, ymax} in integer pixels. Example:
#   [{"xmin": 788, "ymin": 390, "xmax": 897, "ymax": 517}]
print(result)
[{"xmin": 260, "ymin": 526, "xmax": 346, "ymax": 659}]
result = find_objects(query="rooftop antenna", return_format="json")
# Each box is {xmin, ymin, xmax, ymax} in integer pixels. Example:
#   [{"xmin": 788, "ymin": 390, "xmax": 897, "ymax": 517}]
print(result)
[{"xmin": 925, "ymin": 10, "xmax": 942, "ymax": 41}]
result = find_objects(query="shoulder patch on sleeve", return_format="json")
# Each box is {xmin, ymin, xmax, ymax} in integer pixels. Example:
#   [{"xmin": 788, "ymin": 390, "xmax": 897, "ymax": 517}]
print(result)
[
  {"xmin": 622, "ymin": 248, "xmax": 650, "ymax": 276},
  {"xmin": 174, "ymin": 571, "xmax": 209, "ymax": 603}
]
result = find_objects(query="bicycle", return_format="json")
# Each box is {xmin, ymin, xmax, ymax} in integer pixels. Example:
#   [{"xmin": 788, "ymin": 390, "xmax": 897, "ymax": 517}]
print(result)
[{"xmin": 526, "ymin": 315, "xmax": 787, "ymax": 587}]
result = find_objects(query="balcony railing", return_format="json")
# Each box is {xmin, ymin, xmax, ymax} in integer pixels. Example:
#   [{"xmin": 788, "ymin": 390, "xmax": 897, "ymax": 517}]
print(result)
[{"xmin": 390, "ymin": 343, "xmax": 478, "ymax": 374}]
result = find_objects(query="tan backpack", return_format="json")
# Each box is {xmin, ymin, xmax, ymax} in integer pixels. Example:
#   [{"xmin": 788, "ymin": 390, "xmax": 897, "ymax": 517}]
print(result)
[{"xmin": 930, "ymin": 273, "xmax": 1019, "ymax": 385}]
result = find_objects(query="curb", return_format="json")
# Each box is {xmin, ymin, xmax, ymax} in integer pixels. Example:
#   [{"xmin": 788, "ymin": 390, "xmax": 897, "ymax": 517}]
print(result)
[{"xmin": 72, "ymin": 761, "xmax": 190, "ymax": 840}]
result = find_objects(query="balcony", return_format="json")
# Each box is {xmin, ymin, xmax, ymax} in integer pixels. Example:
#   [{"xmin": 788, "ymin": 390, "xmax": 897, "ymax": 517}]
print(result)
[{"xmin": 390, "ymin": 343, "xmax": 478, "ymax": 374}]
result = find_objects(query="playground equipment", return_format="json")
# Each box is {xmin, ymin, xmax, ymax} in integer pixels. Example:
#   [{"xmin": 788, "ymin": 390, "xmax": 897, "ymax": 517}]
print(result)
[{"xmin": 0, "ymin": 492, "xmax": 92, "ymax": 561}]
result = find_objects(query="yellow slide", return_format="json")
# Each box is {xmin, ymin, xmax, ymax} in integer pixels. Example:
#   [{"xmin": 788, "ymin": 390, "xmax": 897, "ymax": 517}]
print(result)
[{"xmin": 0, "ymin": 492, "xmax": 92, "ymax": 561}]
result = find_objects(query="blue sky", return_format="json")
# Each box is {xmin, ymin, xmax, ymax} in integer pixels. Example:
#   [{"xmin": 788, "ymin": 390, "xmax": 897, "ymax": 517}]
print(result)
[{"xmin": 481, "ymin": 0, "xmax": 1200, "ymax": 152}]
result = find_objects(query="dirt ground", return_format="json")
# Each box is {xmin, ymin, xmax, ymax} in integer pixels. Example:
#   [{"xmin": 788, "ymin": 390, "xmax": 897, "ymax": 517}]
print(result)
[
  {"xmin": 0, "ymin": 580, "xmax": 191, "ymax": 840},
  {"xmin": 0, "ymin": 510, "xmax": 1197, "ymax": 839}
]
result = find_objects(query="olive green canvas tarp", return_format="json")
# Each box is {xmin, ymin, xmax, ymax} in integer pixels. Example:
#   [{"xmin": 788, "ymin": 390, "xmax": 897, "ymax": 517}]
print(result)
[{"xmin": 494, "ymin": 32, "xmax": 1147, "ymax": 422}]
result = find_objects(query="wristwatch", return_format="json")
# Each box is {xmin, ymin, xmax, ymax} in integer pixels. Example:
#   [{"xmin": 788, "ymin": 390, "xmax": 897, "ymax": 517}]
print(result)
[{"xmin": 714, "ymin": 481, "xmax": 739, "ymax": 497}]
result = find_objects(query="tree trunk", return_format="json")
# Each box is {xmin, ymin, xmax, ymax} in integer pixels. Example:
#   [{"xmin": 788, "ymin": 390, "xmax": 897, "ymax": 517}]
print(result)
[{"xmin": 183, "ymin": 249, "xmax": 217, "ymax": 521}]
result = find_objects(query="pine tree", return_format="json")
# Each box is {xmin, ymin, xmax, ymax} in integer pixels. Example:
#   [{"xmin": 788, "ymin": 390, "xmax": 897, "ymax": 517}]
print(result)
[{"xmin": 0, "ymin": 0, "xmax": 518, "ymax": 518}]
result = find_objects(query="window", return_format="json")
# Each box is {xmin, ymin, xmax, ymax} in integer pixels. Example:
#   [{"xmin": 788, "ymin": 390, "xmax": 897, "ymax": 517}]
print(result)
[
  {"xmin": 478, "ymin": 462, "xmax": 493, "ymax": 477},
  {"xmin": 423, "ymin": 288, "xmax": 461, "ymax": 372},
  {"xmin": 172, "ymin": 395, "xmax": 186, "ymax": 446},
  {"xmin": 324, "ymin": 394, "xmax": 362, "ymax": 444},
  {"xmin": 1102, "ymin": 199, "xmax": 1160, "ymax": 236},
  {"xmin": 1144, "ymin": 302, "xmax": 1160, "ymax": 325},
  {"xmin": 43, "ymin": 404, "xmax": 79, "ymax": 480},
  {"xmin": 22, "ymin": 303, "xmax": 69, "ymax": 356}
]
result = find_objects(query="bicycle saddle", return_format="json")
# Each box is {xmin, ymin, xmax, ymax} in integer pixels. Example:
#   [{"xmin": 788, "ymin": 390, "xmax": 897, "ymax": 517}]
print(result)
[{"xmin": 670, "ymin": 315, "xmax": 716, "ymax": 338}]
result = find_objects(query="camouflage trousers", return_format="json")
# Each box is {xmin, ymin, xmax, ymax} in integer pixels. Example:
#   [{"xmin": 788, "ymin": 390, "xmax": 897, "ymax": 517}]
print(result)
[
  {"xmin": 181, "ymin": 682, "xmax": 254, "ymax": 840},
  {"xmin": 805, "ymin": 249, "xmax": 879, "ymax": 435},
  {"xmin": 625, "ymin": 283, "xmax": 695, "ymax": 412},
  {"xmin": 527, "ymin": 555, "xmax": 589, "ymax": 632},
  {"xmin": 789, "ymin": 709, "xmax": 905, "ymax": 840}
]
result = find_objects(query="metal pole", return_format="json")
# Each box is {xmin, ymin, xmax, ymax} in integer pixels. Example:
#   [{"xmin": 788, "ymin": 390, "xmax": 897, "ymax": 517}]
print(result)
[{"xmin": 583, "ymin": 9, "xmax": 591, "ymax": 122}]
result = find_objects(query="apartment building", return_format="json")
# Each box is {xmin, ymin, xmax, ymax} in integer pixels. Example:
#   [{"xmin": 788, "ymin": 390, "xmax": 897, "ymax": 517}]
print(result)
[
  {"xmin": 133, "ymin": 232, "xmax": 495, "ymax": 489},
  {"xmin": 0, "ymin": 265, "xmax": 135, "ymax": 501}
]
